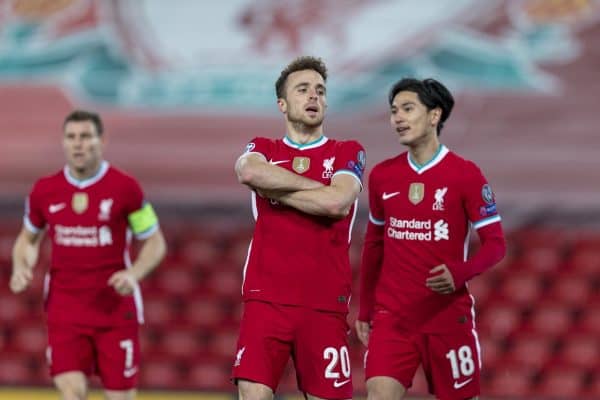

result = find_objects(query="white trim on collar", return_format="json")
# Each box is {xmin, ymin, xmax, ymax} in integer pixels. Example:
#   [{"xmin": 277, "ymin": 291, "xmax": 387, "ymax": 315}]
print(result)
[
  {"xmin": 407, "ymin": 145, "xmax": 449, "ymax": 175},
  {"xmin": 63, "ymin": 161, "xmax": 110, "ymax": 189},
  {"xmin": 283, "ymin": 135, "xmax": 328, "ymax": 150}
]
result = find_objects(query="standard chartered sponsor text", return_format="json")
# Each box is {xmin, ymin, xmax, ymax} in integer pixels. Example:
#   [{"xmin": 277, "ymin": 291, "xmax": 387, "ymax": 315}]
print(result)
[
  {"xmin": 54, "ymin": 225, "xmax": 113, "ymax": 247},
  {"xmin": 387, "ymin": 217, "xmax": 448, "ymax": 241}
]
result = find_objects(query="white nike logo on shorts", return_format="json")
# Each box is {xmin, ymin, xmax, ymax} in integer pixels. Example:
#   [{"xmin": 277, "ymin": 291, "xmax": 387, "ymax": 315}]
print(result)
[
  {"xmin": 453, "ymin": 378, "xmax": 473, "ymax": 389},
  {"xmin": 333, "ymin": 379, "xmax": 350, "ymax": 388},
  {"xmin": 123, "ymin": 366, "xmax": 138, "ymax": 378},
  {"xmin": 382, "ymin": 191, "xmax": 400, "ymax": 200}
]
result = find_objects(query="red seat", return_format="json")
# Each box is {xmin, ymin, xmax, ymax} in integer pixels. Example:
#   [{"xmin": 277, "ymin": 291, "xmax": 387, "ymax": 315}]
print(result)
[
  {"xmin": 11, "ymin": 321, "xmax": 47, "ymax": 353},
  {"xmin": 188, "ymin": 360, "xmax": 231, "ymax": 391},
  {"xmin": 161, "ymin": 325, "xmax": 201, "ymax": 360},
  {"xmin": 555, "ymin": 333, "xmax": 599, "ymax": 369},
  {"xmin": 0, "ymin": 293, "xmax": 30, "ymax": 322},
  {"xmin": 575, "ymin": 306, "xmax": 600, "ymax": 335},
  {"xmin": 503, "ymin": 332, "xmax": 554, "ymax": 370},
  {"xmin": 536, "ymin": 365, "xmax": 587, "ymax": 398},
  {"xmin": 207, "ymin": 269, "xmax": 242, "ymax": 298},
  {"xmin": 546, "ymin": 273, "xmax": 592, "ymax": 306},
  {"xmin": 182, "ymin": 294, "xmax": 226, "ymax": 328},
  {"xmin": 143, "ymin": 296, "xmax": 177, "ymax": 326},
  {"xmin": 208, "ymin": 327, "xmax": 239, "ymax": 359},
  {"xmin": 477, "ymin": 301, "xmax": 522, "ymax": 340},
  {"xmin": 154, "ymin": 266, "xmax": 198, "ymax": 295},
  {"xmin": 498, "ymin": 271, "xmax": 542, "ymax": 307},
  {"xmin": 478, "ymin": 336, "xmax": 504, "ymax": 370},
  {"xmin": 0, "ymin": 352, "xmax": 36, "ymax": 384},
  {"xmin": 523, "ymin": 301, "xmax": 573, "ymax": 338},
  {"xmin": 568, "ymin": 246, "xmax": 600, "ymax": 277},
  {"xmin": 485, "ymin": 361, "xmax": 534, "ymax": 397},
  {"xmin": 518, "ymin": 245, "xmax": 564, "ymax": 275},
  {"xmin": 139, "ymin": 357, "xmax": 182, "ymax": 389}
]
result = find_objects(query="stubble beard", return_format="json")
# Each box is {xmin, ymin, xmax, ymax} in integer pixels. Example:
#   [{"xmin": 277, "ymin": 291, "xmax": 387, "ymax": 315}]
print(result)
[{"xmin": 287, "ymin": 112, "xmax": 323, "ymax": 134}]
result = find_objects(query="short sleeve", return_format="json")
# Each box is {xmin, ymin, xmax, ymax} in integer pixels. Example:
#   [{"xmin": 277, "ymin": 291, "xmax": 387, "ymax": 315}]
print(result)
[
  {"xmin": 24, "ymin": 181, "xmax": 46, "ymax": 233},
  {"xmin": 238, "ymin": 137, "xmax": 272, "ymax": 162},
  {"xmin": 463, "ymin": 162, "xmax": 501, "ymax": 230},
  {"xmin": 331, "ymin": 140, "xmax": 366, "ymax": 188}
]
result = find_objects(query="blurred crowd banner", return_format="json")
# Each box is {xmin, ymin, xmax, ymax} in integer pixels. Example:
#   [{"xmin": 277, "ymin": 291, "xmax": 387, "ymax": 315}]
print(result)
[{"xmin": 1, "ymin": 0, "xmax": 599, "ymax": 211}]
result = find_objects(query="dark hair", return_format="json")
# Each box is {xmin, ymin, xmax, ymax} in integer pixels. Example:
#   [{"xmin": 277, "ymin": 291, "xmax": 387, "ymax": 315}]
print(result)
[
  {"xmin": 388, "ymin": 78, "xmax": 454, "ymax": 135},
  {"xmin": 275, "ymin": 56, "xmax": 328, "ymax": 99},
  {"xmin": 63, "ymin": 110, "xmax": 103, "ymax": 136}
]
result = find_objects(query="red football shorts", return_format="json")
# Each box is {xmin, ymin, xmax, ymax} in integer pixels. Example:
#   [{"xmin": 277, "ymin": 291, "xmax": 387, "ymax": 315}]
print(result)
[
  {"xmin": 232, "ymin": 301, "xmax": 353, "ymax": 399},
  {"xmin": 47, "ymin": 322, "xmax": 140, "ymax": 390},
  {"xmin": 366, "ymin": 311, "xmax": 481, "ymax": 400}
]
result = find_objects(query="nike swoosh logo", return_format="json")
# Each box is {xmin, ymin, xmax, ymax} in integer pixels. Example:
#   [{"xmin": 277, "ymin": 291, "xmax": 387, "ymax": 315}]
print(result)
[
  {"xmin": 382, "ymin": 192, "xmax": 400, "ymax": 200},
  {"xmin": 333, "ymin": 379, "xmax": 351, "ymax": 388},
  {"xmin": 123, "ymin": 366, "xmax": 138, "ymax": 378},
  {"xmin": 48, "ymin": 203, "xmax": 66, "ymax": 213},
  {"xmin": 453, "ymin": 378, "xmax": 473, "ymax": 389},
  {"xmin": 269, "ymin": 159, "xmax": 290, "ymax": 165}
]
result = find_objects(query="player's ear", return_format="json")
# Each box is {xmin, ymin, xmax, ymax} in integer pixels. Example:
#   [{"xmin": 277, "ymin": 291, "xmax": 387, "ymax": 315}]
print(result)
[
  {"xmin": 277, "ymin": 98, "xmax": 287, "ymax": 114},
  {"xmin": 431, "ymin": 107, "xmax": 441, "ymax": 125}
]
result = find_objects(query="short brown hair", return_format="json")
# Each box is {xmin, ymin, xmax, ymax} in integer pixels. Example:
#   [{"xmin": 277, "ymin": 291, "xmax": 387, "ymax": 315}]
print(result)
[
  {"xmin": 63, "ymin": 110, "xmax": 103, "ymax": 136},
  {"xmin": 275, "ymin": 56, "xmax": 328, "ymax": 99}
]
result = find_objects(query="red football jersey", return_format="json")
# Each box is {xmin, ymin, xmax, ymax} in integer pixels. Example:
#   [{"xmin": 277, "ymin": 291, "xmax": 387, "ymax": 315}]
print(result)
[
  {"xmin": 25, "ymin": 162, "xmax": 157, "ymax": 327},
  {"xmin": 367, "ymin": 146, "xmax": 502, "ymax": 333},
  {"xmin": 240, "ymin": 135, "xmax": 366, "ymax": 313}
]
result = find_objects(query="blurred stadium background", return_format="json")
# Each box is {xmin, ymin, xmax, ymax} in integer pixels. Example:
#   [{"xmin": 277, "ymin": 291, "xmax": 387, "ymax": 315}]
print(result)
[{"xmin": 1, "ymin": 0, "xmax": 599, "ymax": 399}]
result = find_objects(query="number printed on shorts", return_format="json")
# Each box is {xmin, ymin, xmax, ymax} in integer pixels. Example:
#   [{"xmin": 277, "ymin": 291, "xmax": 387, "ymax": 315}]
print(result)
[
  {"xmin": 445, "ymin": 345, "xmax": 475, "ymax": 379},
  {"xmin": 323, "ymin": 346, "xmax": 351, "ymax": 380},
  {"xmin": 120, "ymin": 339, "xmax": 137, "ymax": 378}
]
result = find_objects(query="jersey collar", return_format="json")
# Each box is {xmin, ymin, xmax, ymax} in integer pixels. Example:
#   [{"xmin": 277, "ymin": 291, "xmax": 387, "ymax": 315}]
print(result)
[
  {"xmin": 283, "ymin": 135, "xmax": 328, "ymax": 150},
  {"xmin": 63, "ymin": 160, "xmax": 110, "ymax": 189},
  {"xmin": 407, "ymin": 144, "xmax": 449, "ymax": 175}
]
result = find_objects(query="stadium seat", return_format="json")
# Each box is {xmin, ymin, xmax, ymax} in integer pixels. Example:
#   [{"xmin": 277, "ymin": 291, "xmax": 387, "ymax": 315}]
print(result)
[
  {"xmin": 478, "ymin": 336, "xmax": 505, "ymax": 371},
  {"xmin": 477, "ymin": 300, "xmax": 522, "ymax": 340},
  {"xmin": 555, "ymin": 333, "xmax": 599, "ymax": 369},
  {"xmin": 139, "ymin": 357, "xmax": 183, "ymax": 389},
  {"xmin": 546, "ymin": 272, "xmax": 592, "ymax": 307},
  {"xmin": 10, "ymin": 321, "xmax": 47, "ymax": 354},
  {"xmin": 498, "ymin": 271, "xmax": 543, "ymax": 307},
  {"xmin": 536, "ymin": 365, "xmax": 587, "ymax": 398},
  {"xmin": 523, "ymin": 300, "xmax": 574, "ymax": 338},
  {"xmin": 576, "ymin": 306, "xmax": 600, "ymax": 335},
  {"xmin": 153, "ymin": 265, "xmax": 199, "ymax": 296},
  {"xmin": 503, "ymin": 332, "xmax": 555, "ymax": 370},
  {"xmin": 568, "ymin": 246, "xmax": 600, "ymax": 278},
  {"xmin": 161, "ymin": 324, "xmax": 202, "ymax": 360},
  {"xmin": 0, "ymin": 293, "xmax": 30, "ymax": 322},
  {"xmin": 182, "ymin": 294, "xmax": 226, "ymax": 328},
  {"xmin": 206, "ymin": 268, "xmax": 243, "ymax": 298},
  {"xmin": 486, "ymin": 361, "xmax": 534, "ymax": 397},
  {"xmin": 0, "ymin": 352, "xmax": 36, "ymax": 385},
  {"xmin": 188, "ymin": 361, "xmax": 231, "ymax": 390},
  {"xmin": 143, "ymin": 296, "xmax": 178, "ymax": 326}
]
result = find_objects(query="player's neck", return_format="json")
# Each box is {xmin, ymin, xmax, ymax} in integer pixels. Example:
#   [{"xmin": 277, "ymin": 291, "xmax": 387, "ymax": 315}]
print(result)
[
  {"xmin": 286, "ymin": 123, "xmax": 323, "ymax": 144},
  {"xmin": 408, "ymin": 135, "xmax": 441, "ymax": 166},
  {"xmin": 67, "ymin": 161, "xmax": 103, "ymax": 181}
]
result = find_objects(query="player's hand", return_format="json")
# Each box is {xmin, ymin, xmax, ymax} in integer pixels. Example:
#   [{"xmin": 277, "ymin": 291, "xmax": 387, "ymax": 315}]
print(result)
[
  {"xmin": 355, "ymin": 320, "xmax": 371, "ymax": 347},
  {"xmin": 9, "ymin": 265, "xmax": 33, "ymax": 293},
  {"xmin": 426, "ymin": 264, "xmax": 456, "ymax": 294},
  {"xmin": 107, "ymin": 270, "xmax": 138, "ymax": 296}
]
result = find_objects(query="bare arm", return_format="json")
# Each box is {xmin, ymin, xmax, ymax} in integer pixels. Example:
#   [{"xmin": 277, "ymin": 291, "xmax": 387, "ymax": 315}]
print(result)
[
  {"xmin": 272, "ymin": 174, "xmax": 361, "ymax": 219},
  {"xmin": 235, "ymin": 153, "xmax": 323, "ymax": 191},
  {"xmin": 108, "ymin": 228, "xmax": 167, "ymax": 295},
  {"xmin": 10, "ymin": 227, "xmax": 44, "ymax": 293}
]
